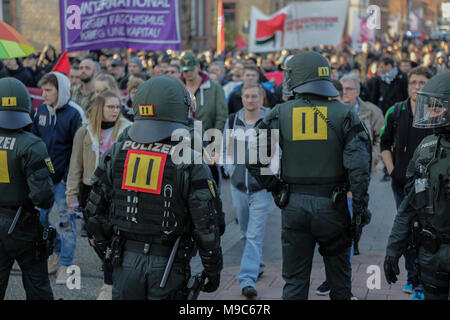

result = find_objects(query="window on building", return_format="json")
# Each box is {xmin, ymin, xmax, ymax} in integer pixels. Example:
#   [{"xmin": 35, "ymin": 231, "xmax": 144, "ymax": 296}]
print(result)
[
  {"xmin": 191, "ymin": 0, "xmax": 205, "ymax": 38},
  {"xmin": 191, "ymin": 0, "xmax": 196, "ymax": 37},
  {"xmin": 224, "ymin": 2, "xmax": 236, "ymax": 44},
  {"xmin": 1, "ymin": 0, "xmax": 11, "ymax": 24}
]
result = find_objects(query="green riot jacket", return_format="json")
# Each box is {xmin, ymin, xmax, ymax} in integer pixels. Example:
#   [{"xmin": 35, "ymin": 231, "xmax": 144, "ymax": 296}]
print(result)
[
  {"xmin": 0, "ymin": 128, "xmax": 54, "ymax": 209},
  {"xmin": 246, "ymin": 94, "xmax": 371, "ymax": 211},
  {"xmin": 386, "ymin": 134, "xmax": 450, "ymax": 257}
]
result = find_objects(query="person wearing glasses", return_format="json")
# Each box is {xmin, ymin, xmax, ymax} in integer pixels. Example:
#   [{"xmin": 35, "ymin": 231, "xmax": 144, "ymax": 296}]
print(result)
[
  {"xmin": 315, "ymin": 73, "xmax": 384, "ymax": 297},
  {"xmin": 380, "ymin": 66, "xmax": 435, "ymax": 300},
  {"xmin": 93, "ymin": 73, "xmax": 134, "ymax": 122},
  {"xmin": 66, "ymin": 91, "xmax": 131, "ymax": 299}
]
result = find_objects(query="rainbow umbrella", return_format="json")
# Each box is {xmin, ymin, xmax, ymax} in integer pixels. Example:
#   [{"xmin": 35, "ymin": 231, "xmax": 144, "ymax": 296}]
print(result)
[{"xmin": 0, "ymin": 21, "xmax": 35, "ymax": 59}]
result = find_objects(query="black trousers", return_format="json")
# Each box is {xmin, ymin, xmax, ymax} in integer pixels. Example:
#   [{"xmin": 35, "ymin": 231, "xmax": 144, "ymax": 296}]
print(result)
[{"xmin": 0, "ymin": 216, "xmax": 53, "ymax": 300}]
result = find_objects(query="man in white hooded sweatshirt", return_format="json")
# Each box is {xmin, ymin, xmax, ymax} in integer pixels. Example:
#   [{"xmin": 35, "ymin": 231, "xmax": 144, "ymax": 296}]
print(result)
[{"xmin": 32, "ymin": 72, "xmax": 85, "ymax": 285}]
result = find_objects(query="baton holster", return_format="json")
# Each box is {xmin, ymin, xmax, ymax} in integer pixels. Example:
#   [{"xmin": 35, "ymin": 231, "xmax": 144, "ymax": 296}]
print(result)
[
  {"xmin": 110, "ymin": 235, "xmax": 124, "ymax": 266},
  {"xmin": 35, "ymin": 226, "xmax": 56, "ymax": 262}
]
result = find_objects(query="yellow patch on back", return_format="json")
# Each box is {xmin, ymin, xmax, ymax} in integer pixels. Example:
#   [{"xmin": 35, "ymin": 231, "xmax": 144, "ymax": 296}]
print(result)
[
  {"xmin": 122, "ymin": 150, "xmax": 166, "ymax": 194},
  {"xmin": 292, "ymin": 107, "xmax": 328, "ymax": 141}
]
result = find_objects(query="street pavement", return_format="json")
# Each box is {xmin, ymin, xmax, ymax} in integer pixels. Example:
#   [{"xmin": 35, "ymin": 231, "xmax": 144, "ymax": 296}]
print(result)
[{"xmin": 4, "ymin": 171, "xmax": 413, "ymax": 300}]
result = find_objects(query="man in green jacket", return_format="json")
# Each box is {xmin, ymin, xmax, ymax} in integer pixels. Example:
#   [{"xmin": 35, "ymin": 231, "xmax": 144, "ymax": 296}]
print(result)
[{"xmin": 180, "ymin": 52, "xmax": 228, "ymax": 132}]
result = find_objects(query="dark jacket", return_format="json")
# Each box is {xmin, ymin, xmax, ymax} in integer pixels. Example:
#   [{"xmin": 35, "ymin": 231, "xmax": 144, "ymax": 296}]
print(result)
[
  {"xmin": 368, "ymin": 69, "xmax": 409, "ymax": 115},
  {"xmin": 0, "ymin": 61, "xmax": 34, "ymax": 87},
  {"xmin": 25, "ymin": 66, "xmax": 43, "ymax": 88},
  {"xmin": 118, "ymin": 74, "xmax": 129, "ymax": 90},
  {"xmin": 31, "ymin": 72, "xmax": 84, "ymax": 184},
  {"xmin": 380, "ymin": 98, "xmax": 434, "ymax": 194}
]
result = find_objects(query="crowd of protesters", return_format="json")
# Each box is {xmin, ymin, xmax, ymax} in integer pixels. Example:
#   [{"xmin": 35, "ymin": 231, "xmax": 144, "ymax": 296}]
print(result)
[
  {"xmin": 0, "ymin": 33, "xmax": 448, "ymax": 300},
  {"xmin": 0, "ymin": 36, "xmax": 448, "ymax": 115}
]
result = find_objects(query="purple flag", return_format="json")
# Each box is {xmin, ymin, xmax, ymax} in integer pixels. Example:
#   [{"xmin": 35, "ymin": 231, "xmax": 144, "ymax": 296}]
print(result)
[{"xmin": 60, "ymin": 0, "xmax": 181, "ymax": 52}]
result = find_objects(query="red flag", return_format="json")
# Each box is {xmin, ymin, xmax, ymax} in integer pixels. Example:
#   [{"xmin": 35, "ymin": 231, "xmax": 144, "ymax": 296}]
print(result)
[
  {"xmin": 420, "ymin": 32, "xmax": 425, "ymax": 42},
  {"xmin": 51, "ymin": 51, "xmax": 70, "ymax": 76},
  {"xmin": 255, "ymin": 13, "xmax": 287, "ymax": 46},
  {"xmin": 217, "ymin": 0, "xmax": 225, "ymax": 52},
  {"xmin": 264, "ymin": 71, "xmax": 283, "ymax": 85},
  {"xmin": 236, "ymin": 35, "xmax": 247, "ymax": 49}
]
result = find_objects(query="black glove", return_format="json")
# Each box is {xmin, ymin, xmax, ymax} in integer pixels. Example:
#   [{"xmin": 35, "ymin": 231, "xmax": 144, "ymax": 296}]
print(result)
[
  {"xmin": 351, "ymin": 206, "xmax": 371, "ymax": 240},
  {"xmin": 199, "ymin": 247, "xmax": 223, "ymax": 293},
  {"xmin": 361, "ymin": 208, "xmax": 372, "ymax": 227},
  {"xmin": 202, "ymin": 272, "xmax": 220, "ymax": 293},
  {"xmin": 272, "ymin": 183, "xmax": 290, "ymax": 209},
  {"xmin": 384, "ymin": 255, "xmax": 400, "ymax": 284}
]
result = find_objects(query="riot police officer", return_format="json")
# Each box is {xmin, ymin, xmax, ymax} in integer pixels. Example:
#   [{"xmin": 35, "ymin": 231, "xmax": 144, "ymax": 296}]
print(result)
[
  {"xmin": 246, "ymin": 51, "xmax": 371, "ymax": 300},
  {"xmin": 85, "ymin": 75, "xmax": 223, "ymax": 300},
  {"xmin": 384, "ymin": 71, "xmax": 450, "ymax": 300},
  {"xmin": 0, "ymin": 78, "xmax": 55, "ymax": 300}
]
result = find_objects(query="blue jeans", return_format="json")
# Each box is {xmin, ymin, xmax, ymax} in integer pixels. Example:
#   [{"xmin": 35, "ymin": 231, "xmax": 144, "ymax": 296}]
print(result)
[
  {"xmin": 231, "ymin": 186, "xmax": 273, "ymax": 289},
  {"xmin": 39, "ymin": 182, "xmax": 77, "ymax": 266},
  {"xmin": 347, "ymin": 197, "xmax": 354, "ymax": 264}
]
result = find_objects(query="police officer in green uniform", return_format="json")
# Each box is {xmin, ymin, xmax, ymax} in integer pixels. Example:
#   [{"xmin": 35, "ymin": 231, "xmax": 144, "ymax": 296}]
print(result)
[
  {"xmin": 0, "ymin": 78, "xmax": 55, "ymax": 300},
  {"xmin": 85, "ymin": 75, "xmax": 224, "ymax": 300},
  {"xmin": 246, "ymin": 51, "xmax": 371, "ymax": 300},
  {"xmin": 384, "ymin": 71, "xmax": 450, "ymax": 300}
]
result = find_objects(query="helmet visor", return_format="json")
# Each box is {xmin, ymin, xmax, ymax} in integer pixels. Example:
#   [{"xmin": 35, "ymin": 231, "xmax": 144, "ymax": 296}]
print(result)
[
  {"xmin": 413, "ymin": 92, "xmax": 449, "ymax": 129},
  {"xmin": 282, "ymin": 68, "xmax": 293, "ymax": 97},
  {"xmin": 282, "ymin": 55, "xmax": 294, "ymax": 97}
]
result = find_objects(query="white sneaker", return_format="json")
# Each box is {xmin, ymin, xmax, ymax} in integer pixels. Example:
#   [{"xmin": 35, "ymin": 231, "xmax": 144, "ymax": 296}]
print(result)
[
  {"xmin": 97, "ymin": 284, "xmax": 112, "ymax": 300},
  {"xmin": 55, "ymin": 266, "xmax": 70, "ymax": 285},
  {"xmin": 47, "ymin": 253, "xmax": 60, "ymax": 275}
]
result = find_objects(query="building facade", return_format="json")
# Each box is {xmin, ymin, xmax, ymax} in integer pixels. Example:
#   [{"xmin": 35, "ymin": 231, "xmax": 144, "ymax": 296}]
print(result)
[{"xmin": 0, "ymin": 0, "xmax": 443, "ymax": 53}]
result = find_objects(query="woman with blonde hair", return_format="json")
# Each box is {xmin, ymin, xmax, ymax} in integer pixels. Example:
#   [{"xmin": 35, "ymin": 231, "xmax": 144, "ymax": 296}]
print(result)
[
  {"xmin": 66, "ymin": 90, "xmax": 131, "ymax": 299},
  {"xmin": 126, "ymin": 75, "xmax": 145, "ymax": 109},
  {"xmin": 93, "ymin": 73, "xmax": 134, "ymax": 121}
]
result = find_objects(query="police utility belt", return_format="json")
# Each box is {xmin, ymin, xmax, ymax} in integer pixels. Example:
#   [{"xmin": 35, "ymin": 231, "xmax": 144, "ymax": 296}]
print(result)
[
  {"xmin": 290, "ymin": 184, "xmax": 337, "ymax": 198},
  {"xmin": 0, "ymin": 205, "xmax": 22, "ymax": 215},
  {"xmin": 420, "ymin": 228, "xmax": 450, "ymax": 254},
  {"xmin": 120, "ymin": 236, "xmax": 190, "ymax": 263}
]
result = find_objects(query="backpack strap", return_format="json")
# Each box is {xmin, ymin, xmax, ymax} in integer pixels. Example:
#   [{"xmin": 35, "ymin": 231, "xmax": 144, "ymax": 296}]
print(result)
[
  {"xmin": 227, "ymin": 113, "xmax": 237, "ymax": 130},
  {"xmin": 391, "ymin": 102, "xmax": 404, "ymax": 130}
]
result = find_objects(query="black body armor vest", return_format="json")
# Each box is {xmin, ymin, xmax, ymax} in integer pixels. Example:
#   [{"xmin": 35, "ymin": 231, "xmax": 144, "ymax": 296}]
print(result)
[{"xmin": 110, "ymin": 140, "xmax": 188, "ymax": 242}]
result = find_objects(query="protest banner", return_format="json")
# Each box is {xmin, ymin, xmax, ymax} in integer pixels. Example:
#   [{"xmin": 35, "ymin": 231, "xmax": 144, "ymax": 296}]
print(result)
[
  {"xmin": 60, "ymin": 0, "xmax": 181, "ymax": 52},
  {"xmin": 351, "ymin": 14, "xmax": 375, "ymax": 53},
  {"xmin": 249, "ymin": 0, "xmax": 349, "ymax": 53}
]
